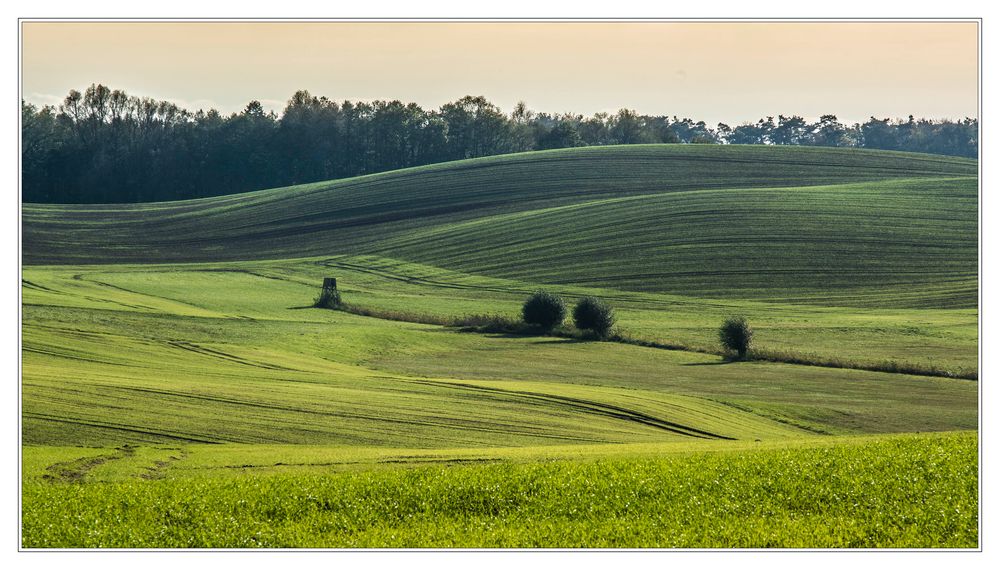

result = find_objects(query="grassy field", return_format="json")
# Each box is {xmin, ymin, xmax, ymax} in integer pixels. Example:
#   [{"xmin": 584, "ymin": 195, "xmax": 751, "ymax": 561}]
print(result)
[
  {"xmin": 21, "ymin": 145, "xmax": 979, "ymax": 548},
  {"xmin": 370, "ymin": 177, "xmax": 977, "ymax": 306},
  {"xmin": 22, "ymin": 261, "xmax": 977, "ymax": 445},
  {"xmin": 22, "ymin": 432, "xmax": 978, "ymax": 548},
  {"xmin": 23, "ymin": 146, "xmax": 976, "ymax": 278},
  {"xmin": 23, "ymin": 256, "xmax": 978, "ymax": 376}
]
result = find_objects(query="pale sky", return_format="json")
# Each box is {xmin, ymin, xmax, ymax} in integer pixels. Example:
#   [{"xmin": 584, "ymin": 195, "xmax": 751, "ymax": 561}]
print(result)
[{"xmin": 20, "ymin": 21, "xmax": 979, "ymax": 124}]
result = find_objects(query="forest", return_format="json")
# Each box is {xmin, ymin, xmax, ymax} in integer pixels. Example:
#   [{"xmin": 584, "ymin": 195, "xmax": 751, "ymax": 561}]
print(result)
[{"xmin": 21, "ymin": 84, "xmax": 979, "ymax": 203}]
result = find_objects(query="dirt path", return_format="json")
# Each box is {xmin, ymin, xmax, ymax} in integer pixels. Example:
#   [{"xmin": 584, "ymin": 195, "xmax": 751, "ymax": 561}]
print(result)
[{"xmin": 42, "ymin": 445, "xmax": 137, "ymax": 483}]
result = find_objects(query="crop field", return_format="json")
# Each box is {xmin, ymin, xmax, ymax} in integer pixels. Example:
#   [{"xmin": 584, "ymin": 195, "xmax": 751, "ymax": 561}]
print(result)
[
  {"xmin": 23, "ymin": 256, "xmax": 978, "ymax": 377},
  {"xmin": 20, "ymin": 145, "xmax": 979, "ymax": 548},
  {"xmin": 23, "ymin": 145, "xmax": 976, "ymax": 270},
  {"xmin": 22, "ymin": 432, "xmax": 978, "ymax": 548},
  {"xmin": 370, "ymin": 177, "xmax": 977, "ymax": 305}
]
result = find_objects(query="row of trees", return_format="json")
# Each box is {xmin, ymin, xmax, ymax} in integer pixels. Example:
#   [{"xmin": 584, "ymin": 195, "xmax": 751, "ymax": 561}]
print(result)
[
  {"xmin": 522, "ymin": 291, "xmax": 617, "ymax": 339},
  {"xmin": 522, "ymin": 291, "xmax": 754, "ymax": 359},
  {"xmin": 22, "ymin": 84, "xmax": 979, "ymax": 204},
  {"xmin": 315, "ymin": 284, "xmax": 751, "ymax": 358}
]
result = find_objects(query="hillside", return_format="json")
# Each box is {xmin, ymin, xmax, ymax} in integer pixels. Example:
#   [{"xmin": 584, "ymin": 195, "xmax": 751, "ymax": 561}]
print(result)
[
  {"xmin": 22, "ymin": 262, "xmax": 977, "ymax": 447},
  {"xmin": 21, "ymin": 144, "xmax": 979, "ymax": 548},
  {"xmin": 370, "ymin": 177, "xmax": 977, "ymax": 306},
  {"xmin": 23, "ymin": 145, "xmax": 977, "ymax": 306}
]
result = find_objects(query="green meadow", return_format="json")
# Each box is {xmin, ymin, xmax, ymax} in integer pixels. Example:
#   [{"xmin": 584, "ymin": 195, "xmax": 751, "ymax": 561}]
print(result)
[
  {"xmin": 22, "ymin": 432, "xmax": 977, "ymax": 548},
  {"xmin": 21, "ymin": 145, "xmax": 979, "ymax": 547}
]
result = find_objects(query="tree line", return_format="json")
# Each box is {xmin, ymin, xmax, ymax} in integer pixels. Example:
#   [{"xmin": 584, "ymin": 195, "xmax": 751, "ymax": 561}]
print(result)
[{"xmin": 22, "ymin": 84, "xmax": 979, "ymax": 204}]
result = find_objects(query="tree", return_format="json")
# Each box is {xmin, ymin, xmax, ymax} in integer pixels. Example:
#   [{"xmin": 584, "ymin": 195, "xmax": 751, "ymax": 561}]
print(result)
[
  {"xmin": 21, "ymin": 101, "xmax": 63, "ymax": 201},
  {"xmin": 668, "ymin": 117, "xmax": 716, "ymax": 143},
  {"xmin": 578, "ymin": 112, "xmax": 612, "ymax": 145},
  {"xmin": 719, "ymin": 316, "xmax": 753, "ymax": 360},
  {"xmin": 21, "ymin": 84, "xmax": 979, "ymax": 204},
  {"xmin": 642, "ymin": 116, "xmax": 681, "ymax": 143},
  {"xmin": 725, "ymin": 118, "xmax": 772, "ymax": 145},
  {"xmin": 276, "ymin": 90, "xmax": 341, "ymax": 184},
  {"xmin": 537, "ymin": 121, "xmax": 582, "ymax": 149},
  {"xmin": 439, "ymin": 95, "xmax": 515, "ymax": 159},
  {"xmin": 521, "ymin": 291, "xmax": 566, "ymax": 332},
  {"xmin": 810, "ymin": 114, "xmax": 847, "ymax": 147},
  {"xmin": 860, "ymin": 116, "xmax": 896, "ymax": 150},
  {"xmin": 509, "ymin": 101, "xmax": 539, "ymax": 151},
  {"xmin": 609, "ymin": 108, "xmax": 646, "ymax": 144},
  {"xmin": 572, "ymin": 297, "xmax": 616, "ymax": 339},
  {"xmin": 771, "ymin": 115, "xmax": 808, "ymax": 145}
]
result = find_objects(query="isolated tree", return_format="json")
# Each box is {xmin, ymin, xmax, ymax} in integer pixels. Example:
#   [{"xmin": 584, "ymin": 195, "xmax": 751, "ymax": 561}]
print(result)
[
  {"xmin": 522, "ymin": 291, "xmax": 566, "ymax": 332},
  {"xmin": 719, "ymin": 316, "xmax": 754, "ymax": 360},
  {"xmin": 572, "ymin": 297, "xmax": 616, "ymax": 339}
]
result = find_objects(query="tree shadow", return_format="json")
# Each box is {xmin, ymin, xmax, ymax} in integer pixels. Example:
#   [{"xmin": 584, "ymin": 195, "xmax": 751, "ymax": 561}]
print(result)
[
  {"xmin": 682, "ymin": 359, "xmax": 741, "ymax": 366},
  {"xmin": 476, "ymin": 332, "xmax": 587, "ymax": 343},
  {"xmin": 527, "ymin": 337, "xmax": 590, "ymax": 344}
]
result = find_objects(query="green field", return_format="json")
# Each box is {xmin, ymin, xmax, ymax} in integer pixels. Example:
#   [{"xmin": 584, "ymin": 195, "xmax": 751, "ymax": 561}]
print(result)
[
  {"xmin": 22, "ymin": 432, "xmax": 977, "ymax": 548},
  {"xmin": 21, "ymin": 145, "xmax": 979, "ymax": 548}
]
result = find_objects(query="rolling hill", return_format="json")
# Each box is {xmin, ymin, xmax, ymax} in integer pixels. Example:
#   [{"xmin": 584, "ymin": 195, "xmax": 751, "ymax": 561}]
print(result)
[
  {"xmin": 369, "ymin": 177, "xmax": 977, "ymax": 306},
  {"xmin": 20, "ymin": 144, "xmax": 979, "ymax": 547},
  {"xmin": 22, "ymin": 144, "xmax": 977, "ymax": 308}
]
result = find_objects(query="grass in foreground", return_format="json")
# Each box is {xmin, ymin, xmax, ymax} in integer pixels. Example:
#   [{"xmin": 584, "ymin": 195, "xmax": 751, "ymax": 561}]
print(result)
[{"xmin": 21, "ymin": 431, "xmax": 978, "ymax": 548}]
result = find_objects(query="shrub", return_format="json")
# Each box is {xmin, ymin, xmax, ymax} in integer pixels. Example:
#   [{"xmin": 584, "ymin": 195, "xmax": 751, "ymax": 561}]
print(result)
[
  {"xmin": 521, "ymin": 291, "xmax": 566, "ymax": 332},
  {"xmin": 314, "ymin": 287, "xmax": 342, "ymax": 309},
  {"xmin": 719, "ymin": 316, "xmax": 753, "ymax": 359},
  {"xmin": 451, "ymin": 313, "xmax": 522, "ymax": 333},
  {"xmin": 572, "ymin": 297, "xmax": 616, "ymax": 339}
]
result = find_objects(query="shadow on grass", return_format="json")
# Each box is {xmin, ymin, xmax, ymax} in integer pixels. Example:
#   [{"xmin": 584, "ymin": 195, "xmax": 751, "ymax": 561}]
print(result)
[
  {"xmin": 299, "ymin": 300, "xmax": 978, "ymax": 380},
  {"xmin": 682, "ymin": 360, "xmax": 741, "ymax": 367},
  {"xmin": 526, "ymin": 336, "xmax": 590, "ymax": 344},
  {"xmin": 477, "ymin": 332, "xmax": 546, "ymax": 339},
  {"xmin": 471, "ymin": 331, "xmax": 588, "ymax": 343}
]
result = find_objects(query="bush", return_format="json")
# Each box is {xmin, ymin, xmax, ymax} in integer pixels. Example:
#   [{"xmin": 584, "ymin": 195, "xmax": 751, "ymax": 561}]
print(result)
[
  {"xmin": 573, "ymin": 297, "xmax": 616, "ymax": 339},
  {"xmin": 314, "ymin": 287, "xmax": 342, "ymax": 309},
  {"xmin": 521, "ymin": 291, "xmax": 566, "ymax": 332},
  {"xmin": 451, "ymin": 313, "xmax": 522, "ymax": 333},
  {"xmin": 719, "ymin": 316, "xmax": 753, "ymax": 359}
]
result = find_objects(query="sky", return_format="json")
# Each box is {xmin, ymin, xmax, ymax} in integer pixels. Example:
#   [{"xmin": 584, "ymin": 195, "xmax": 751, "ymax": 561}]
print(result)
[{"xmin": 20, "ymin": 21, "xmax": 979, "ymax": 125}]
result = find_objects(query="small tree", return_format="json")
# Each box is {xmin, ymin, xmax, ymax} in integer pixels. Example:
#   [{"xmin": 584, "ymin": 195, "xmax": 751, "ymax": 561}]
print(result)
[
  {"xmin": 573, "ymin": 297, "xmax": 616, "ymax": 339},
  {"xmin": 719, "ymin": 316, "xmax": 753, "ymax": 359},
  {"xmin": 522, "ymin": 291, "xmax": 566, "ymax": 332}
]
